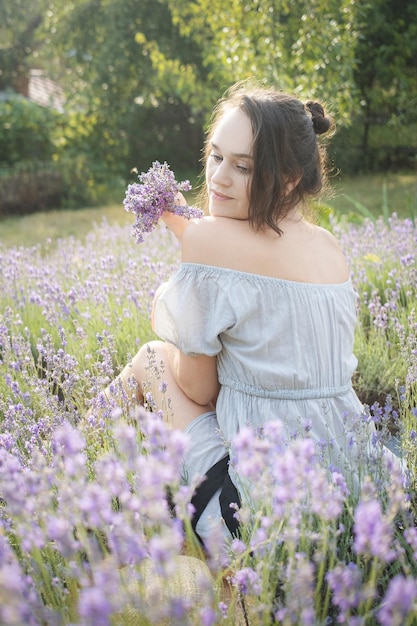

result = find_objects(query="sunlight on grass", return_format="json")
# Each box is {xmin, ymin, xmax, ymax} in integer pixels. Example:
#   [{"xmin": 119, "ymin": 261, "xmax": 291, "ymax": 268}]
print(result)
[
  {"xmin": 328, "ymin": 172, "xmax": 417, "ymax": 217},
  {"xmin": 0, "ymin": 203, "xmax": 131, "ymax": 249}
]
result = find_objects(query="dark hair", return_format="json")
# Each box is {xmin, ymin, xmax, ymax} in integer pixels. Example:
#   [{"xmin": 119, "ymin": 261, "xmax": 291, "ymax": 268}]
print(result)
[{"xmin": 202, "ymin": 84, "xmax": 334, "ymax": 235}]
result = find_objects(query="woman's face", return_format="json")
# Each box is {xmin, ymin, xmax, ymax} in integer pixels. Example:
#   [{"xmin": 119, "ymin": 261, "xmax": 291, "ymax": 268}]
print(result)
[{"xmin": 205, "ymin": 107, "xmax": 253, "ymax": 220}]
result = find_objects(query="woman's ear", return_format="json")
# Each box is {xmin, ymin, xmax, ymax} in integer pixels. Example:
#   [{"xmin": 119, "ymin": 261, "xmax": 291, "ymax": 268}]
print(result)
[{"xmin": 284, "ymin": 176, "xmax": 301, "ymax": 196}]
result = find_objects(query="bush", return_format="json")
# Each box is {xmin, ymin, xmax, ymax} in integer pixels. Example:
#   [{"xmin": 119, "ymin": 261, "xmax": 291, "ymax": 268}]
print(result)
[
  {"xmin": 0, "ymin": 161, "xmax": 63, "ymax": 216},
  {"xmin": 127, "ymin": 103, "xmax": 204, "ymax": 174},
  {"xmin": 0, "ymin": 93, "xmax": 59, "ymax": 166},
  {"xmin": 329, "ymin": 117, "xmax": 417, "ymax": 175},
  {"xmin": 0, "ymin": 93, "xmax": 124, "ymax": 215},
  {"xmin": 0, "ymin": 155, "xmax": 126, "ymax": 216}
]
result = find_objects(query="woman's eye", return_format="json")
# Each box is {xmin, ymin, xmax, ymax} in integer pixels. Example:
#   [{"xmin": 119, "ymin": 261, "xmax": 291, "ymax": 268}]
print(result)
[
  {"xmin": 210, "ymin": 153, "xmax": 222, "ymax": 163},
  {"xmin": 237, "ymin": 164, "xmax": 249, "ymax": 173}
]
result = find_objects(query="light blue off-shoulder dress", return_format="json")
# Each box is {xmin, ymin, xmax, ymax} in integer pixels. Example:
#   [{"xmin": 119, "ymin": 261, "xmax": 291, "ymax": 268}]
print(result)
[{"xmin": 153, "ymin": 262, "xmax": 372, "ymax": 540}]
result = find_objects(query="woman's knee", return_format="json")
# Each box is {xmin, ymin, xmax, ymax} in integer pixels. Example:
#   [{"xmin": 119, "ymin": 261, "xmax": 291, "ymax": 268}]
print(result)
[
  {"xmin": 130, "ymin": 340, "xmax": 166, "ymax": 374},
  {"xmin": 123, "ymin": 341, "xmax": 215, "ymax": 430},
  {"xmin": 116, "ymin": 341, "xmax": 167, "ymax": 405}
]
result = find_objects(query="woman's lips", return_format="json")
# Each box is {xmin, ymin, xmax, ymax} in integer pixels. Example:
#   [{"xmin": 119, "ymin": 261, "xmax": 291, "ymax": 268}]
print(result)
[{"xmin": 210, "ymin": 189, "xmax": 232, "ymax": 201}]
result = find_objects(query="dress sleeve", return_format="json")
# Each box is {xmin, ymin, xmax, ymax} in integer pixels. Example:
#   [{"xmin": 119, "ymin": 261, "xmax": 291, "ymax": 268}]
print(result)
[{"xmin": 153, "ymin": 264, "xmax": 237, "ymax": 356}]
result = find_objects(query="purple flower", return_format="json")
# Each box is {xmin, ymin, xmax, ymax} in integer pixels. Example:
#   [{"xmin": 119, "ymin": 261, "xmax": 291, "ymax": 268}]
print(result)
[
  {"xmin": 218, "ymin": 602, "xmax": 228, "ymax": 618},
  {"xmin": 165, "ymin": 597, "xmax": 190, "ymax": 621},
  {"xmin": 327, "ymin": 562, "xmax": 363, "ymax": 615},
  {"xmin": 77, "ymin": 561, "xmax": 123, "ymax": 625},
  {"xmin": 353, "ymin": 498, "xmax": 395, "ymax": 561},
  {"xmin": 106, "ymin": 524, "xmax": 148, "ymax": 566},
  {"xmin": 78, "ymin": 586, "xmax": 113, "ymax": 626},
  {"xmin": 123, "ymin": 161, "xmax": 203, "ymax": 243},
  {"xmin": 404, "ymin": 526, "xmax": 417, "ymax": 559},
  {"xmin": 283, "ymin": 553, "xmax": 316, "ymax": 625},
  {"xmin": 231, "ymin": 538, "xmax": 247, "ymax": 555},
  {"xmin": 79, "ymin": 482, "xmax": 116, "ymax": 527},
  {"xmin": 53, "ymin": 421, "xmax": 85, "ymax": 456},
  {"xmin": 52, "ymin": 422, "xmax": 87, "ymax": 476},
  {"xmin": 147, "ymin": 525, "xmax": 184, "ymax": 575},
  {"xmin": 233, "ymin": 567, "xmax": 261, "ymax": 595},
  {"xmin": 331, "ymin": 470, "xmax": 350, "ymax": 497},
  {"xmin": 377, "ymin": 575, "xmax": 417, "ymax": 626},
  {"xmin": 200, "ymin": 606, "xmax": 217, "ymax": 626},
  {"xmin": 0, "ymin": 535, "xmax": 37, "ymax": 625},
  {"xmin": 46, "ymin": 516, "xmax": 80, "ymax": 557}
]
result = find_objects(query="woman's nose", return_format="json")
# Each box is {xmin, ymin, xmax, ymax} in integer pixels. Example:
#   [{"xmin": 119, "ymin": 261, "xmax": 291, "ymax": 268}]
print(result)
[{"xmin": 211, "ymin": 160, "xmax": 231, "ymax": 186}]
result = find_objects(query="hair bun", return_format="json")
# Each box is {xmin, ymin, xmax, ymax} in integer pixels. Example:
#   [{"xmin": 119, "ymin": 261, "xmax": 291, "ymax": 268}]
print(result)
[{"xmin": 305, "ymin": 100, "xmax": 332, "ymax": 135}]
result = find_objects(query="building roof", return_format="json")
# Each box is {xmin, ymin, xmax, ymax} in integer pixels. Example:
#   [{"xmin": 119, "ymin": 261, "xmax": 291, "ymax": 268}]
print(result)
[{"xmin": 27, "ymin": 69, "xmax": 65, "ymax": 113}]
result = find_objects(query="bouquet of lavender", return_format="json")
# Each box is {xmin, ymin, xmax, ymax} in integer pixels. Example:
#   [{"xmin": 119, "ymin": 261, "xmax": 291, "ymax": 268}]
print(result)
[{"xmin": 123, "ymin": 161, "xmax": 203, "ymax": 243}]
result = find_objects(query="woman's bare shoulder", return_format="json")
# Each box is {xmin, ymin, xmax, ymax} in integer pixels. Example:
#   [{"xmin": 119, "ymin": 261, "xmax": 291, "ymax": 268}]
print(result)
[
  {"xmin": 306, "ymin": 224, "xmax": 350, "ymax": 281},
  {"xmin": 313, "ymin": 223, "xmax": 341, "ymax": 241},
  {"xmin": 184, "ymin": 215, "xmax": 234, "ymax": 235},
  {"xmin": 181, "ymin": 216, "xmax": 239, "ymax": 264}
]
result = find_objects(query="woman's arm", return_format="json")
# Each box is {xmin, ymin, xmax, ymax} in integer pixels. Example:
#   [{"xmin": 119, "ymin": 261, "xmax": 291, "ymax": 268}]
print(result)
[
  {"xmin": 165, "ymin": 343, "xmax": 220, "ymax": 407},
  {"xmin": 155, "ymin": 210, "xmax": 222, "ymax": 406},
  {"xmin": 152, "ymin": 284, "xmax": 220, "ymax": 407},
  {"xmin": 160, "ymin": 193, "xmax": 192, "ymax": 241}
]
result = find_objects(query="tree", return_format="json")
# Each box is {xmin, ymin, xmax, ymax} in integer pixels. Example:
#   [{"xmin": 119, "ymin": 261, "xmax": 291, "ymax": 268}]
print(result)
[
  {"xmin": 353, "ymin": 0, "xmax": 417, "ymax": 153},
  {"xmin": 38, "ymin": 0, "xmax": 204, "ymax": 175},
  {"xmin": 144, "ymin": 0, "xmax": 360, "ymax": 120},
  {"xmin": 37, "ymin": 0, "xmax": 364, "ymax": 177},
  {"xmin": 0, "ymin": 0, "xmax": 48, "ymax": 92},
  {"xmin": 3, "ymin": 0, "xmax": 416, "ymax": 187}
]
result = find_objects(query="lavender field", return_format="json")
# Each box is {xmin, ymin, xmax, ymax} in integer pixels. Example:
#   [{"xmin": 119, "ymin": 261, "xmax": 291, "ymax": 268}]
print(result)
[{"xmin": 1, "ymin": 213, "xmax": 417, "ymax": 625}]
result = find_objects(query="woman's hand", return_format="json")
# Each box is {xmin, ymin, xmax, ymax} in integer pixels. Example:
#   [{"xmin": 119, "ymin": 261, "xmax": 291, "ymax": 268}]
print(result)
[{"xmin": 161, "ymin": 193, "xmax": 191, "ymax": 241}]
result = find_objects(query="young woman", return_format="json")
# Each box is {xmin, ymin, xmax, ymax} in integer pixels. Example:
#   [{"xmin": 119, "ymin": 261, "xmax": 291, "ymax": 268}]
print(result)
[{"xmin": 115, "ymin": 84, "xmax": 373, "ymax": 543}]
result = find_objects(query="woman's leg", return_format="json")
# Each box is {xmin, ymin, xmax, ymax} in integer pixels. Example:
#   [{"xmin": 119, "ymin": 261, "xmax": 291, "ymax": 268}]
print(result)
[
  {"xmin": 115, "ymin": 340, "xmax": 215, "ymax": 431},
  {"xmin": 116, "ymin": 342, "xmax": 231, "ymax": 543}
]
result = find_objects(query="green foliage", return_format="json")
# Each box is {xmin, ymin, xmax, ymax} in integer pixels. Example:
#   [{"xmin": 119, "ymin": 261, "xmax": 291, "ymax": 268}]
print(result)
[
  {"xmin": 0, "ymin": 96, "xmax": 126, "ymax": 213},
  {"xmin": 0, "ymin": 95, "xmax": 59, "ymax": 166},
  {"xmin": 329, "ymin": 120, "xmax": 417, "ymax": 175},
  {"xmin": 1, "ymin": 0, "xmax": 416, "ymax": 210},
  {"xmin": 127, "ymin": 103, "xmax": 204, "ymax": 174},
  {"xmin": 54, "ymin": 109, "xmax": 128, "ymax": 181},
  {"xmin": 346, "ymin": 0, "xmax": 417, "ymax": 169},
  {"xmin": 0, "ymin": 0, "xmax": 49, "ymax": 91},
  {"xmin": 0, "ymin": 156, "xmax": 124, "ymax": 215},
  {"xmin": 35, "ymin": 0, "xmax": 363, "ymax": 175},
  {"xmin": 0, "ymin": 96, "xmax": 65, "ymax": 214},
  {"xmin": 38, "ymin": 0, "xmax": 198, "ymax": 174},
  {"xmin": 154, "ymin": 0, "xmax": 359, "ymax": 120},
  {"xmin": 0, "ymin": 161, "xmax": 63, "ymax": 216},
  {"xmin": 354, "ymin": 0, "xmax": 417, "ymax": 126},
  {"xmin": 324, "ymin": 173, "xmax": 417, "ymax": 227}
]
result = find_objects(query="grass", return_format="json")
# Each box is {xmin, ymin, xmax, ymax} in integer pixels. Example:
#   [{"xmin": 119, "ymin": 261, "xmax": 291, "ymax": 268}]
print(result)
[
  {"xmin": 0, "ymin": 204, "xmax": 131, "ymax": 249},
  {"xmin": 0, "ymin": 172, "xmax": 416, "ymax": 249},
  {"xmin": 327, "ymin": 171, "xmax": 417, "ymax": 219}
]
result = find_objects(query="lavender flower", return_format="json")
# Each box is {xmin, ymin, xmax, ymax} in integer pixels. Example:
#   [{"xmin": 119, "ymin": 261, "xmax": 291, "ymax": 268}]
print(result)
[
  {"xmin": 283, "ymin": 553, "xmax": 316, "ymax": 625},
  {"xmin": 0, "ymin": 534, "xmax": 39, "ymax": 625},
  {"xmin": 353, "ymin": 498, "xmax": 395, "ymax": 562},
  {"xmin": 77, "ymin": 585, "xmax": 114, "ymax": 626},
  {"xmin": 377, "ymin": 575, "xmax": 417, "ymax": 626},
  {"xmin": 200, "ymin": 606, "xmax": 217, "ymax": 626},
  {"xmin": 232, "ymin": 567, "xmax": 262, "ymax": 595},
  {"xmin": 2, "ymin": 197, "xmax": 417, "ymax": 624},
  {"xmin": 327, "ymin": 562, "xmax": 363, "ymax": 617},
  {"xmin": 123, "ymin": 161, "xmax": 203, "ymax": 243}
]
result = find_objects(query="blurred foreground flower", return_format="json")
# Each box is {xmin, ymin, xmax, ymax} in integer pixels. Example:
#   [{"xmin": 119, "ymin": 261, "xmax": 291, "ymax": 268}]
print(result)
[{"xmin": 123, "ymin": 161, "xmax": 204, "ymax": 243}]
